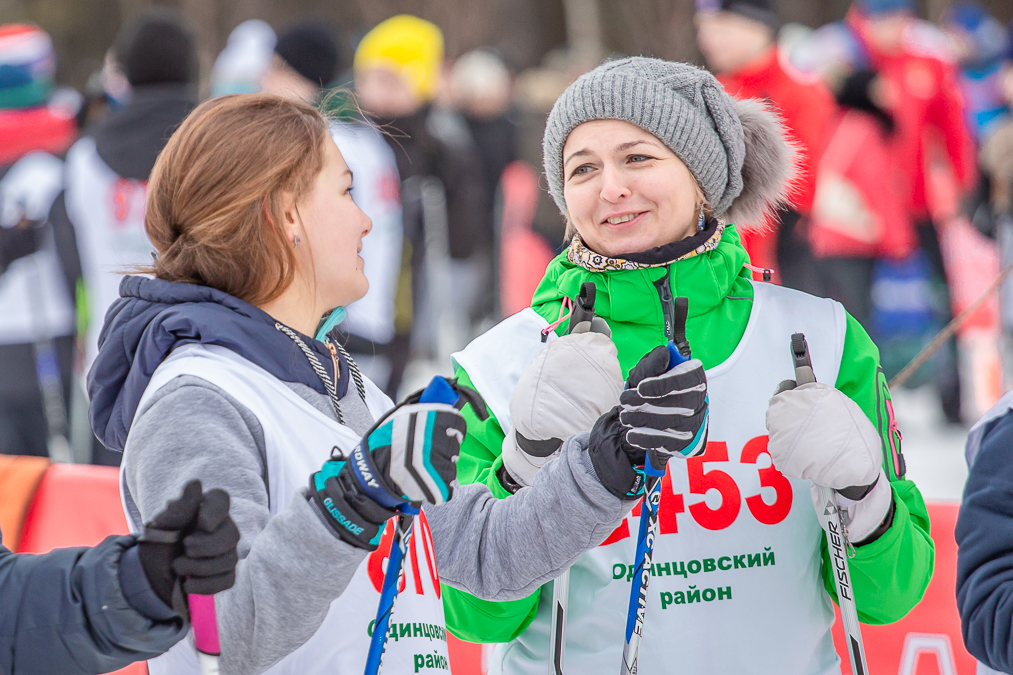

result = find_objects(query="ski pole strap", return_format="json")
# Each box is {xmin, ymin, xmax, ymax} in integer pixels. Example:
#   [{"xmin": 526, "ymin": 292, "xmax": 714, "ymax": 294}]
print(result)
[{"xmin": 671, "ymin": 297, "xmax": 690, "ymax": 360}]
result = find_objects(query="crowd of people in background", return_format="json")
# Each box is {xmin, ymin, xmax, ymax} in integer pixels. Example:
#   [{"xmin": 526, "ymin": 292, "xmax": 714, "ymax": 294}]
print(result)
[{"xmin": 1, "ymin": 0, "xmax": 1012, "ymax": 464}]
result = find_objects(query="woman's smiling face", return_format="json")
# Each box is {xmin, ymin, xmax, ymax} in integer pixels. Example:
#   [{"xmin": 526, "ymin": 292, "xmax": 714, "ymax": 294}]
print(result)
[{"xmin": 562, "ymin": 119, "xmax": 702, "ymax": 257}]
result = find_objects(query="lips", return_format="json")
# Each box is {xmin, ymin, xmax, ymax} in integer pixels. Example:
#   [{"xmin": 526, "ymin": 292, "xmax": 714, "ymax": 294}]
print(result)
[{"xmin": 601, "ymin": 211, "xmax": 647, "ymax": 228}]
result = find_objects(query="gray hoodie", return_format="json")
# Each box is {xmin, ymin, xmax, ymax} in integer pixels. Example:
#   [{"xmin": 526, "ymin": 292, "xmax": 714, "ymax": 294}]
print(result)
[{"xmin": 123, "ymin": 373, "xmax": 628, "ymax": 675}]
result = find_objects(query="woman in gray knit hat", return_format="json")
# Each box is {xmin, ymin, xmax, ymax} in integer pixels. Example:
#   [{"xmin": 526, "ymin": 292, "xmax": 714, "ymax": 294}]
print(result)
[{"xmin": 445, "ymin": 57, "xmax": 932, "ymax": 675}]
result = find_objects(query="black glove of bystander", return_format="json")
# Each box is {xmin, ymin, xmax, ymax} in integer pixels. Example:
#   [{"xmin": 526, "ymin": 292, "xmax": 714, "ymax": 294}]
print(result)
[{"xmin": 137, "ymin": 479, "xmax": 241, "ymax": 619}]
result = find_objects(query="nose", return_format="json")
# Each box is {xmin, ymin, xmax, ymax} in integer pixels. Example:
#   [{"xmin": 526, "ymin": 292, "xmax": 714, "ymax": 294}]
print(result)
[{"xmin": 598, "ymin": 165, "xmax": 631, "ymax": 203}]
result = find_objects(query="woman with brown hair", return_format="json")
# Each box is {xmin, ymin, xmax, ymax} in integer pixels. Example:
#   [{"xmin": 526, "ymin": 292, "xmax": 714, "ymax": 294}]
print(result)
[{"xmin": 86, "ymin": 93, "xmax": 654, "ymax": 675}]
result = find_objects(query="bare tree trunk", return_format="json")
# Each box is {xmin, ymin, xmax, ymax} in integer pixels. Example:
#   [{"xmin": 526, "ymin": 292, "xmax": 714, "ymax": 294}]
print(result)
[
  {"xmin": 563, "ymin": 0, "xmax": 603, "ymax": 65},
  {"xmin": 600, "ymin": 0, "xmax": 700, "ymax": 64}
]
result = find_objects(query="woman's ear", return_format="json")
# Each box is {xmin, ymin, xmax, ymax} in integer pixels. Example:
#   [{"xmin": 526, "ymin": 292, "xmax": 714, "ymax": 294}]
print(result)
[{"xmin": 278, "ymin": 190, "xmax": 303, "ymax": 243}]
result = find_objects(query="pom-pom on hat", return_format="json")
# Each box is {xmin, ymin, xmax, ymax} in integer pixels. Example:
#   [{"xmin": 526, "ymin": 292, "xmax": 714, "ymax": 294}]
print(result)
[
  {"xmin": 542, "ymin": 57, "xmax": 797, "ymax": 228},
  {"xmin": 354, "ymin": 15, "xmax": 444, "ymax": 102},
  {"xmin": 0, "ymin": 24, "xmax": 55, "ymax": 110}
]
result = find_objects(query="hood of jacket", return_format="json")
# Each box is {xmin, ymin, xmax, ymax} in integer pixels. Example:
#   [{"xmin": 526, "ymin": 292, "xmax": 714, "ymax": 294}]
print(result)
[
  {"xmin": 530, "ymin": 224, "xmax": 755, "ymax": 375},
  {"xmin": 91, "ymin": 83, "xmax": 197, "ymax": 181},
  {"xmin": 89, "ymin": 275, "xmax": 348, "ymax": 453}
]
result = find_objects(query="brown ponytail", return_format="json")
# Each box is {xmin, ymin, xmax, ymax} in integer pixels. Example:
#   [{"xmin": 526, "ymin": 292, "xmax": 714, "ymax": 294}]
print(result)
[{"xmin": 142, "ymin": 94, "xmax": 330, "ymax": 305}]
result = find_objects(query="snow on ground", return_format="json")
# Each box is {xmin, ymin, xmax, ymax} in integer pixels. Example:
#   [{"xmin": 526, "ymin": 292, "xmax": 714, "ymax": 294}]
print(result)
[{"xmin": 892, "ymin": 385, "xmax": 970, "ymax": 503}]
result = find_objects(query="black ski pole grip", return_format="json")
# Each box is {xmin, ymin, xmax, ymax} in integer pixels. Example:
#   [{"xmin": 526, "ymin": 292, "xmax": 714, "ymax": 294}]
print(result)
[
  {"xmin": 567, "ymin": 282, "xmax": 597, "ymax": 335},
  {"xmin": 790, "ymin": 333, "xmax": 816, "ymax": 385}
]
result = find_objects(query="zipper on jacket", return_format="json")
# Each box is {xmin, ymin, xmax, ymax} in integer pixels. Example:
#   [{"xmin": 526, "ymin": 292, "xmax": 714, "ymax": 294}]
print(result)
[{"xmin": 653, "ymin": 272, "xmax": 676, "ymax": 341}]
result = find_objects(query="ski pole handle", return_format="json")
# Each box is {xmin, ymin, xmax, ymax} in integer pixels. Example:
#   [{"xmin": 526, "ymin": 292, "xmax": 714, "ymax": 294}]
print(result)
[
  {"xmin": 419, "ymin": 376, "xmax": 460, "ymax": 406},
  {"xmin": 189, "ymin": 593, "xmax": 221, "ymax": 675}
]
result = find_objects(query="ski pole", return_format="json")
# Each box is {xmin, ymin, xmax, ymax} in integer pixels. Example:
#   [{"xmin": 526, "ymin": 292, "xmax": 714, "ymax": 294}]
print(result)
[
  {"xmin": 547, "ymin": 282, "xmax": 599, "ymax": 675},
  {"xmin": 789, "ymin": 333, "xmax": 870, "ymax": 675},
  {"xmin": 621, "ymin": 298, "xmax": 691, "ymax": 675},
  {"xmin": 889, "ymin": 258, "xmax": 1013, "ymax": 389},
  {"xmin": 364, "ymin": 376, "xmax": 460, "ymax": 675},
  {"xmin": 189, "ymin": 593, "xmax": 221, "ymax": 675}
]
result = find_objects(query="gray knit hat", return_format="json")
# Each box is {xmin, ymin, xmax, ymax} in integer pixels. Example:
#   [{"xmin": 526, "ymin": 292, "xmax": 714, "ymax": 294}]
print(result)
[{"xmin": 543, "ymin": 57, "xmax": 796, "ymax": 227}]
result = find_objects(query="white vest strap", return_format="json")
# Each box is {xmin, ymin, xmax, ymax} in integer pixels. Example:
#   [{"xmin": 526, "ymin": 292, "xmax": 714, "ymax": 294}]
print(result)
[{"xmin": 451, "ymin": 307, "xmax": 554, "ymax": 430}]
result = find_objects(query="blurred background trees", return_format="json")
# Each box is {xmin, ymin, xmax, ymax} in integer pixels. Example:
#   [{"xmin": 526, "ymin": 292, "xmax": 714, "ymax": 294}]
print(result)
[{"xmin": 2, "ymin": 0, "xmax": 1012, "ymax": 93}]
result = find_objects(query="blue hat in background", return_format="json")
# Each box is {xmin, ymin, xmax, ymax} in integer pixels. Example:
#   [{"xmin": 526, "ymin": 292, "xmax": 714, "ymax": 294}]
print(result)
[
  {"xmin": 855, "ymin": 0, "xmax": 915, "ymax": 17},
  {"xmin": 0, "ymin": 24, "xmax": 55, "ymax": 110},
  {"xmin": 944, "ymin": 2, "xmax": 1010, "ymax": 66}
]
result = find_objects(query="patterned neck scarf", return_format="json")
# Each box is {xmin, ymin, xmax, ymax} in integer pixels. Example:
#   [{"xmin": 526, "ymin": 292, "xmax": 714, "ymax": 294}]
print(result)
[{"xmin": 566, "ymin": 222, "xmax": 725, "ymax": 272}]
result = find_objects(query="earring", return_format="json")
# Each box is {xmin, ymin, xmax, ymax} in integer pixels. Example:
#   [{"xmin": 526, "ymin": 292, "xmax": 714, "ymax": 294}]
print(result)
[
  {"xmin": 697, "ymin": 209, "xmax": 706, "ymax": 232},
  {"xmin": 293, "ymin": 236, "xmax": 301, "ymax": 248}
]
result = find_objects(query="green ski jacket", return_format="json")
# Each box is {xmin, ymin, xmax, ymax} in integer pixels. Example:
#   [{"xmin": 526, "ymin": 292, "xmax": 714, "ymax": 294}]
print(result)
[{"xmin": 444, "ymin": 225, "xmax": 933, "ymax": 643}]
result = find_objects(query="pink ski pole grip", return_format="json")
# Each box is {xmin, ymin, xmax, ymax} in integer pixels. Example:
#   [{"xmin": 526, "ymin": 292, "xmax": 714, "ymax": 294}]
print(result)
[{"xmin": 188, "ymin": 594, "xmax": 221, "ymax": 655}]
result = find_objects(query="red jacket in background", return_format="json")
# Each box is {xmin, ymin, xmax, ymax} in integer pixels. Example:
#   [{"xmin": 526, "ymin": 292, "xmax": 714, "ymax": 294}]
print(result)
[
  {"xmin": 810, "ymin": 109, "xmax": 916, "ymax": 260},
  {"xmin": 718, "ymin": 46, "xmax": 837, "ymax": 273},
  {"xmin": 0, "ymin": 105, "xmax": 76, "ymax": 168},
  {"xmin": 718, "ymin": 46, "xmax": 837, "ymax": 216},
  {"xmin": 848, "ymin": 13, "xmax": 976, "ymax": 220}
]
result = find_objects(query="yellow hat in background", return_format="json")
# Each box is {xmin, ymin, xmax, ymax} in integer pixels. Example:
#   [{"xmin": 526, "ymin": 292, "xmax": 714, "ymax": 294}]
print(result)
[{"xmin": 354, "ymin": 15, "xmax": 444, "ymax": 102}]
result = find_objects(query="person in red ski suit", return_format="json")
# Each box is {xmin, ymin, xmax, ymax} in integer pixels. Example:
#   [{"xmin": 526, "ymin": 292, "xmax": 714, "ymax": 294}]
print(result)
[
  {"xmin": 809, "ymin": 69, "xmax": 917, "ymax": 328},
  {"xmin": 696, "ymin": 0, "xmax": 837, "ymax": 294},
  {"xmin": 847, "ymin": 0, "xmax": 977, "ymax": 423}
]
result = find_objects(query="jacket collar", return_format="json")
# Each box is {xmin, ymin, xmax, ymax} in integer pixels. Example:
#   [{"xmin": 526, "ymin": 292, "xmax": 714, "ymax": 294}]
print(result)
[
  {"xmin": 88, "ymin": 275, "xmax": 348, "ymax": 452},
  {"xmin": 533, "ymin": 223, "xmax": 750, "ymax": 328}
]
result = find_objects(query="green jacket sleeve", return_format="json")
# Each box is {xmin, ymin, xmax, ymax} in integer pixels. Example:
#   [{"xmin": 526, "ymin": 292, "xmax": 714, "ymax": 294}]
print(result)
[
  {"xmin": 442, "ymin": 368, "xmax": 542, "ymax": 643},
  {"xmin": 824, "ymin": 313, "xmax": 935, "ymax": 624}
]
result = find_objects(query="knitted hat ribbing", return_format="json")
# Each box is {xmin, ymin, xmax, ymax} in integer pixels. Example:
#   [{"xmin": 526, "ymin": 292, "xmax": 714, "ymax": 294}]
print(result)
[{"xmin": 543, "ymin": 57, "xmax": 796, "ymax": 228}]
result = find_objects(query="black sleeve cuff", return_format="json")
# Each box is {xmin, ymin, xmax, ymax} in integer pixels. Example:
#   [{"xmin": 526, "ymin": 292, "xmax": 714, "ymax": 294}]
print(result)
[
  {"xmin": 118, "ymin": 543, "xmax": 180, "ymax": 622},
  {"xmin": 854, "ymin": 495, "xmax": 897, "ymax": 547},
  {"xmin": 496, "ymin": 463, "xmax": 523, "ymax": 495}
]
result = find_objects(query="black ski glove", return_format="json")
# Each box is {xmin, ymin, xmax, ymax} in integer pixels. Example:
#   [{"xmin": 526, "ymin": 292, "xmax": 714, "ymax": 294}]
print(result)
[
  {"xmin": 309, "ymin": 377, "xmax": 485, "ymax": 551},
  {"xmin": 588, "ymin": 407, "xmax": 645, "ymax": 500},
  {"xmin": 137, "ymin": 480, "xmax": 241, "ymax": 618},
  {"xmin": 619, "ymin": 345, "xmax": 709, "ymax": 460}
]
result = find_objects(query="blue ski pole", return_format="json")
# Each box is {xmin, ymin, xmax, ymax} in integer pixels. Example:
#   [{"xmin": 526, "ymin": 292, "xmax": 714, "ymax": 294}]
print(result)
[
  {"xmin": 621, "ymin": 297, "xmax": 690, "ymax": 675},
  {"xmin": 364, "ymin": 376, "xmax": 460, "ymax": 675}
]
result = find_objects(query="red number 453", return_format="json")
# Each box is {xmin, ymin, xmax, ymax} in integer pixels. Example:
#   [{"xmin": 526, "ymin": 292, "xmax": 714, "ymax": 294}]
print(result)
[{"xmin": 600, "ymin": 436, "xmax": 792, "ymax": 545}]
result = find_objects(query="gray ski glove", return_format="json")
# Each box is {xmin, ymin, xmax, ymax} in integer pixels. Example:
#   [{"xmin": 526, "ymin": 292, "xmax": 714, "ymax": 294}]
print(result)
[{"xmin": 501, "ymin": 331, "xmax": 624, "ymax": 489}]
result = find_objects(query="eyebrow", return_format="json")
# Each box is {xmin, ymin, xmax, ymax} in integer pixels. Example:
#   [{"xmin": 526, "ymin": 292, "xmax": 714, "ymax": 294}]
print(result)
[
  {"xmin": 563, "ymin": 139, "xmax": 663, "ymax": 168},
  {"xmin": 344, "ymin": 168, "xmax": 354, "ymax": 184},
  {"xmin": 563, "ymin": 148, "xmax": 593, "ymax": 167},
  {"xmin": 615, "ymin": 139, "xmax": 661, "ymax": 152}
]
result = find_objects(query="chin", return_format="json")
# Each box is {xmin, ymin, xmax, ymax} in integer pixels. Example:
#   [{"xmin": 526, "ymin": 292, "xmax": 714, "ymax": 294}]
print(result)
[{"xmin": 597, "ymin": 233, "xmax": 657, "ymax": 258}]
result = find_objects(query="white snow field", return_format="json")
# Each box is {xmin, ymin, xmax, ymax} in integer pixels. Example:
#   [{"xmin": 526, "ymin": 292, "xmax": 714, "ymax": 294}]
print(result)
[{"xmin": 891, "ymin": 385, "xmax": 971, "ymax": 503}]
